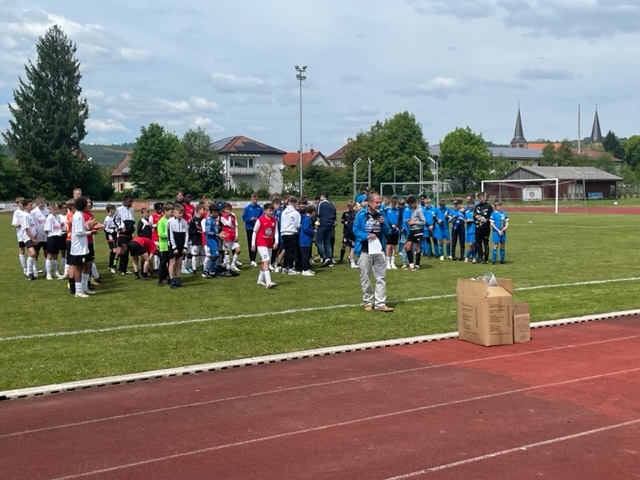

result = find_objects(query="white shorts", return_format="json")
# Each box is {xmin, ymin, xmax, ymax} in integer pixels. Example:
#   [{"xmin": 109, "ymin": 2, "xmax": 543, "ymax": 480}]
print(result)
[
  {"xmin": 257, "ymin": 246, "xmax": 272, "ymax": 263},
  {"xmin": 224, "ymin": 240, "xmax": 240, "ymax": 252},
  {"xmin": 190, "ymin": 244, "xmax": 205, "ymax": 256}
]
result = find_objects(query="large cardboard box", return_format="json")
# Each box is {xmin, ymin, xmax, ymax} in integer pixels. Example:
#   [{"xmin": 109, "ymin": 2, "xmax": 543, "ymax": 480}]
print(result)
[
  {"xmin": 457, "ymin": 278, "xmax": 514, "ymax": 346},
  {"xmin": 513, "ymin": 302, "xmax": 530, "ymax": 343}
]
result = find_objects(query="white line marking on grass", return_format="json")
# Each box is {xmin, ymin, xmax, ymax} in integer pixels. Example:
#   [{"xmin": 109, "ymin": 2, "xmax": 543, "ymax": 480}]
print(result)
[
  {"xmin": 384, "ymin": 418, "xmax": 640, "ymax": 479},
  {"xmin": 4, "ymin": 333, "xmax": 639, "ymax": 434},
  {"xmin": 2, "ymin": 277, "xmax": 640, "ymax": 343},
  {"xmin": 47, "ymin": 368, "xmax": 640, "ymax": 480}
]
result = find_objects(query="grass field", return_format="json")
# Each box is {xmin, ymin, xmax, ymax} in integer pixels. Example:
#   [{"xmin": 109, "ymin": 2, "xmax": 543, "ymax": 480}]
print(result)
[{"xmin": 1, "ymin": 209, "xmax": 639, "ymax": 391}]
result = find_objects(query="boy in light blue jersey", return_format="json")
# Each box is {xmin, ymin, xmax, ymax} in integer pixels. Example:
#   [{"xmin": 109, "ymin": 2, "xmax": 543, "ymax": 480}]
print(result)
[
  {"xmin": 434, "ymin": 199, "xmax": 452, "ymax": 260},
  {"xmin": 489, "ymin": 201, "xmax": 509, "ymax": 264},
  {"xmin": 450, "ymin": 200, "xmax": 465, "ymax": 261},
  {"xmin": 464, "ymin": 200, "xmax": 476, "ymax": 262}
]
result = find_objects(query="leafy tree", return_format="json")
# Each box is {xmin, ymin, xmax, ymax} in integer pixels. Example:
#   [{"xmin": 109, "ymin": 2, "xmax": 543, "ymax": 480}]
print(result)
[
  {"xmin": 556, "ymin": 140, "xmax": 575, "ymax": 166},
  {"xmin": 344, "ymin": 112, "xmax": 429, "ymax": 191},
  {"xmin": 623, "ymin": 135, "xmax": 640, "ymax": 171},
  {"xmin": 282, "ymin": 165, "xmax": 301, "ymax": 195},
  {"xmin": 2, "ymin": 25, "xmax": 90, "ymax": 198},
  {"xmin": 439, "ymin": 127, "xmax": 491, "ymax": 192},
  {"xmin": 303, "ymin": 164, "xmax": 351, "ymax": 197},
  {"xmin": 258, "ymin": 159, "xmax": 279, "ymax": 196},
  {"xmin": 593, "ymin": 153, "xmax": 617, "ymax": 175},
  {"xmin": 486, "ymin": 155, "xmax": 514, "ymax": 180},
  {"xmin": 130, "ymin": 123, "xmax": 185, "ymax": 198},
  {"xmin": 602, "ymin": 131, "xmax": 625, "ymax": 160},
  {"xmin": 540, "ymin": 143, "xmax": 559, "ymax": 166},
  {"xmin": 180, "ymin": 127, "xmax": 223, "ymax": 197},
  {"xmin": 0, "ymin": 150, "xmax": 27, "ymax": 199}
]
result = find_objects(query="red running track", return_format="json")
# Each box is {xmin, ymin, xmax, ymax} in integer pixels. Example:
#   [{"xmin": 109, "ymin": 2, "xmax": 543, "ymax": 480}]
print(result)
[{"xmin": 1, "ymin": 317, "xmax": 639, "ymax": 479}]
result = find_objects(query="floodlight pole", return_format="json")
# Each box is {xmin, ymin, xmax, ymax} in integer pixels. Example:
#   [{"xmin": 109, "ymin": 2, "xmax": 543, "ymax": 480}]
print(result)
[
  {"xmin": 295, "ymin": 65, "xmax": 307, "ymax": 195},
  {"xmin": 413, "ymin": 155, "xmax": 424, "ymax": 195},
  {"xmin": 428, "ymin": 156, "xmax": 438, "ymax": 204}
]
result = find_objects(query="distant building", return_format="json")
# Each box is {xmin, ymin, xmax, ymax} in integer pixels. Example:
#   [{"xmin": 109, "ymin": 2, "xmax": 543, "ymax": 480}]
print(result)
[
  {"xmin": 326, "ymin": 143, "xmax": 349, "ymax": 167},
  {"xmin": 213, "ymin": 135, "xmax": 286, "ymax": 194},
  {"xmin": 282, "ymin": 149, "xmax": 330, "ymax": 168},
  {"xmin": 111, "ymin": 154, "xmax": 132, "ymax": 193}
]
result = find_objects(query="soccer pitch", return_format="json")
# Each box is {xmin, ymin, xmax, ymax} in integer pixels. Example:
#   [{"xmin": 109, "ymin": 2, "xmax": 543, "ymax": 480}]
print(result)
[{"xmin": 1, "ymin": 210, "xmax": 639, "ymax": 391}]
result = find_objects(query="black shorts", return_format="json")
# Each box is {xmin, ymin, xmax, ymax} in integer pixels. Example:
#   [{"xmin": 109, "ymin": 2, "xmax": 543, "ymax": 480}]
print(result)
[
  {"xmin": 385, "ymin": 232, "xmax": 399, "ymax": 246},
  {"xmin": 171, "ymin": 249, "xmax": 186, "ymax": 260},
  {"xmin": 129, "ymin": 240, "xmax": 145, "ymax": 257},
  {"xmin": 20, "ymin": 240, "xmax": 35, "ymax": 249},
  {"xmin": 117, "ymin": 235, "xmax": 132, "ymax": 247},
  {"xmin": 342, "ymin": 235, "xmax": 355, "ymax": 248},
  {"xmin": 86, "ymin": 243, "xmax": 95, "ymax": 262},
  {"xmin": 67, "ymin": 253, "xmax": 88, "ymax": 266},
  {"xmin": 58, "ymin": 236, "xmax": 67, "ymax": 252},
  {"xmin": 35, "ymin": 241, "xmax": 47, "ymax": 252},
  {"xmin": 107, "ymin": 240, "xmax": 117, "ymax": 250},
  {"xmin": 47, "ymin": 236, "xmax": 61, "ymax": 254},
  {"xmin": 105, "ymin": 231, "xmax": 117, "ymax": 243},
  {"xmin": 407, "ymin": 231, "xmax": 424, "ymax": 243}
]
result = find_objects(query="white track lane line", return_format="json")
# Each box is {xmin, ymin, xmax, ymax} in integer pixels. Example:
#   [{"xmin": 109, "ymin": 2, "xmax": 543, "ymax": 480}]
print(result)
[
  {"xmin": 47, "ymin": 367, "xmax": 640, "ymax": 480},
  {"xmin": 3, "ymin": 334, "xmax": 638, "ymax": 439},
  {"xmin": 384, "ymin": 418, "xmax": 640, "ymax": 479}
]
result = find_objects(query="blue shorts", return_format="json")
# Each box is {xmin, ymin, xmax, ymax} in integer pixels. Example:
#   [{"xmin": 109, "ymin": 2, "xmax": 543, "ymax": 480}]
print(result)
[
  {"xmin": 465, "ymin": 232, "xmax": 476, "ymax": 244},
  {"xmin": 434, "ymin": 225, "xmax": 450, "ymax": 241},
  {"xmin": 492, "ymin": 231, "xmax": 507, "ymax": 244}
]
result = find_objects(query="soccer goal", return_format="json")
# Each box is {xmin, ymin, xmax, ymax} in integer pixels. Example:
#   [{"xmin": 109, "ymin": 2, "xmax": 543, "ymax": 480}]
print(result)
[{"xmin": 481, "ymin": 178, "xmax": 567, "ymax": 214}]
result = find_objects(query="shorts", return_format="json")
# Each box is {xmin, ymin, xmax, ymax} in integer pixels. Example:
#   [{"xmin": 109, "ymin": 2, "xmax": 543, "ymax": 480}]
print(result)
[
  {"xmin": 407, "ymin": 230, "xmax": 424, "ymax": 244},
  {"xmin": 465, "ymin": 232, "xmax": 476, "ymax": 244},
  {"xmin": 47, "ymin": 236, "xmax": 61, "ymax": 254},
  {"xmin": 117, "ymin": 235, "xmax": 132, "ymax": 247},
  {"xmin": 492, "ymin": 232, "xmax": 507, "ymax": 244},
  {"xmin": 170, "ymin": 249, "xmax": 186, "ymax": 260},
  {"xmin": 224, "ymin": 240, "xmax": 240, "ymax": 252},
  {"xmin": 190, "ymin": 244, "xmax": 205, "ymax": 256},
  {"xmin": 107, "ymin": 240, "xmax": 117, "ymax": 250},
  {"xmin": 128, "ymin": 240, "xmax": 145, "ymax": 257},
  {"xmin": 35, "ymin": 241, "xmax": 47, "ymax": 252},
  {"xmin": 86, "ymin": 243, "xmax": 95, "ymax": 262},
  {"xmin": 434, "ymin": 225, "xmax": 451, "ymax": 241},
  {"xmin": 58, "ymin": 236, "xmax": 67, "ymax": 252},
  {"xmin": 105, "ymin": 231, "xmax": 117, "ymax": 243},
  {"xmin": 67, "ymin": 253, "xmax": 88, "ymax": 266},
  {"xmin": 342, "ymin": 235, "xmax": 355, "ymax": 248},
  {"xmin": 257, "ymin": 246, "xmax": 272, "ymax": 263},
  {"xmin": 385, "ymin": 232, "xmax": 399, "ymax": 246}
]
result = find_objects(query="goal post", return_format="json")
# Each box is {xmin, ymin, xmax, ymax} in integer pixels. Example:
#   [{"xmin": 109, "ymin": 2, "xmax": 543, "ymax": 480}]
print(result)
[{"xmin": 481, "ymin": 178, "xmax": 561, "ymax": 214}]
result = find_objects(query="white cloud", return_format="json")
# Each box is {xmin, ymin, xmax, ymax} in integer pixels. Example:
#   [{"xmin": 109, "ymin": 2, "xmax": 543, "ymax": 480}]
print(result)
[
  {"xmin": 247, "ymin": 125, "xmax": 270, "ymax": 133},
  {"xmin": 192, "ymin": 116, "xmax": 225, "ymax": 132},
  {"xmin": 189, "ymin": 96, "xmax": 218, "ymax": 111},
  {"xmin": 211, "ymin": 72, "xmax": 266, "ymax": 92},
  {"xmin": 118, "ymin": 47, "xmax": 151, "ymax": 62},
  {"xmin": 86, "ymin": 118, "xmax": 128, "ymax": 132}
]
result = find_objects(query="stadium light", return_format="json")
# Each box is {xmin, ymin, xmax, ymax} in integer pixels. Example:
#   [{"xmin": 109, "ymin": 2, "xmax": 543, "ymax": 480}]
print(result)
[
  {"xmin": 428, "ymin": 156, "xmax": 438, "ymax": 204},
  {"xmin": 295, "ymin": 65, "xmax": 307, "ymax": 195}
]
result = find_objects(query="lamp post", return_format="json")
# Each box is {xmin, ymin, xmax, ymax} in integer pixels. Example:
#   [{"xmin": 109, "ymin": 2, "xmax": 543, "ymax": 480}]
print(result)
[
  {"xmin": 295, "ymin": 65, "xmax": 307, "ymax": 195},
  {"xmin": 428, "ymin": 156, "xmax": 438, "ymax": 204}
]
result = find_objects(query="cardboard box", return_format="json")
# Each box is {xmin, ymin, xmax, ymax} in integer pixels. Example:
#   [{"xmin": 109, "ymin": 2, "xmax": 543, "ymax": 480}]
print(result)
[
  {"xmin": 513, "ymin": 302, "xmax": 530, "ymax": 343},
  {"xmin": 457, "ymin": 278, "xmax": 514, "ymax": 346}
]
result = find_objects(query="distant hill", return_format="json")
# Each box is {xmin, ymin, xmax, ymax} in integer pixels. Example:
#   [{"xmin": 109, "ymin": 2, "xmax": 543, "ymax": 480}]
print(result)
[{"xmin": 0, "ymin": 143, "xmax": 135, "ymax": 168}]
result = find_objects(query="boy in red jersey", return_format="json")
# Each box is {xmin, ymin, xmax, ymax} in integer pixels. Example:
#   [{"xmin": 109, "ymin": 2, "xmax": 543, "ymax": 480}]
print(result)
[
  {"xmin": 128, "ymin": 236, "xmax": 158, "ymax": 279},
  {"xmin": 251, "ymin": 203, "xmax": 279, "ymax": 289},
  {"xmin": 220, "ymin": 202, "xmax": 241, "ymax": 272}
]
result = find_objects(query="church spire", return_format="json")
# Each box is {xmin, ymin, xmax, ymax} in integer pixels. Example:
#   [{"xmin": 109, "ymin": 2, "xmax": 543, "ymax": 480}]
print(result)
[
  {"xmin": 510, "ymin": 102, "xmax": 527, "ymax": 148},
  {"xmin": 590, "ymin": 106, "xmax": 603, "ymax": 143}
]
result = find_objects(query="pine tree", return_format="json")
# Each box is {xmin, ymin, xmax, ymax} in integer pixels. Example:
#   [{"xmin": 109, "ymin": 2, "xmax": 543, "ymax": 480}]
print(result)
[{"xmin": 2, "ymin": 25, "xmax": 89, "ymax": 198}]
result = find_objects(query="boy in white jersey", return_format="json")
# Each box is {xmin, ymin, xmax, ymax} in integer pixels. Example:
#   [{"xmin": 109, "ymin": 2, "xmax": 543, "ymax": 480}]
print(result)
[
  {"xmin": 17, "ymin": 199, "xmax": 38, "ymax": 280},
  {"xmin": 31, "ymin": 196, "xmax": 49, "ymax": 275},
  {"xmin": 69, "ymin": 197, "xmax": 99, "ymax": 297},
  {"xmin": 44, "ymin": 202, "xmax": 65, "ymax": 279},
  {"xmin": 12, "ymin": 196, "xmax": 27, "ymax": 274}
]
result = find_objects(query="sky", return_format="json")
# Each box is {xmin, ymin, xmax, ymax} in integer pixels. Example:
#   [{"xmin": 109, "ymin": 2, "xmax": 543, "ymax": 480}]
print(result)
[{"xmin": 0, "ymin": 0, "xmax": 639, "ymax": 156}]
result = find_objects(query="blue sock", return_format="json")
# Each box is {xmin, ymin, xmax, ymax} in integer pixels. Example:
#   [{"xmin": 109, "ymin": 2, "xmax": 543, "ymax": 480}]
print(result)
[
  {"xmin": 492, "ymin": 248, "xmax": 497, "ymax": 262},
  {"xmin": 500, "ymin": 248, "xmax": 505, "ymax": 261}
]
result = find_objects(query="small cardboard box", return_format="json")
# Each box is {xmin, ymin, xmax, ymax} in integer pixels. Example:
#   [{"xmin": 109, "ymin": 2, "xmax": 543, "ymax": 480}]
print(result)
[
  {"xmin": 513, "ymin": 302, "xmax": 530, "ymax": 343},
  {"xmin": 457, "ymin": 278, "xmax": 514, "ymax": 346}
]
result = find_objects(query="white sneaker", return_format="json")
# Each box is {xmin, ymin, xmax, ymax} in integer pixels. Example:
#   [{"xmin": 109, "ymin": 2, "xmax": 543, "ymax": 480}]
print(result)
[
  {"xmin": 230, "ymin": 264, "xmax": 241, "ymax": 273},
  {"xmin": 257, "ymin": 281, "xmax": 266, "ymax": 287},
  {"xmin": 350, "ymin": 262, "xmax": 359, "ymax": 269},
  {"xmin": 235, "ymin": 261, "xmax": 243, "ymax": 266},
  {"xmin": 75, "ymin": 292, "xmax": 89, "ymax": 298},
  {"xmin": 447, "ymin": 255, "xmax": 453, "ymax": 260},
  {"xmin": 302, "ymin": 270, "xmax": 315, "ymax": 276},
  {"xmin": 390, "ymin": 263, "xmax": 398, "ymax": 269},
  {"xmin": 56, "ymin": 273, "xmax": 65, "ymax": 279},
  {"xmin": 83, "ymin": 290, "xmax": 97, "ymax": 295},
  {"xmin": 288, "ymin": 270, "xmax": 300, "ymax": 275},
  {"xmin": 46, "ymin": 274, "xmax": 54, "ymax": 280},
  {"xmin": 274, "ymin": 266, "xmax": 281, "ymax": 273},
  {"xmin": 269, "ymin": 264, "xmax": 275, "ymax": 271},
  {"xmin": 439, "ymin": 256, "xmax": 445, "ymax": 261},
  {"xmin": 464, "ymin": 258, "xmax": 469, "ymax": 263},
  {"xmin": 250, "ymin": 261, "xmax": 257, "ymax": 267},
  {"xmin": 265, "ymin": 282, "xmax": 278, "ymax": 289}
]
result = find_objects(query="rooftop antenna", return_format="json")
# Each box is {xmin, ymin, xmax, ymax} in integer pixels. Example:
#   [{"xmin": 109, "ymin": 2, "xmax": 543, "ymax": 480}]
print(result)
[{"xmin": 577, "ymin": 104, "xmax": 581, "ymax": 154}]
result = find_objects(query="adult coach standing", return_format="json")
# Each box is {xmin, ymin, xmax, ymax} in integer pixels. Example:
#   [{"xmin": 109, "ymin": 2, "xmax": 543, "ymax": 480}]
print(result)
[
  {"xmin": 353, "ymin": 193, "xmax": 393, "ymax": 312},
  {"xmin": 473, "ymin": 192, "xmax": 493, "ymax": 264}
]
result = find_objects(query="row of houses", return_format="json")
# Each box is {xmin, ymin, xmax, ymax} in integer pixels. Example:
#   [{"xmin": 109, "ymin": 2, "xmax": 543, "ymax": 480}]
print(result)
[{"xmin": 111, "ymin": 107, "xmax": 622, "ymax": 197}]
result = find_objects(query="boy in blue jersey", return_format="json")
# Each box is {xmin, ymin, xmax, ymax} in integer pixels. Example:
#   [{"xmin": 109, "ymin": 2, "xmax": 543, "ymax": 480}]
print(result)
[
  {"xmin": 490, "ymin": 201, "xmax": 509, "ymax": 264},
  {"xmin": 421, "ymin": 196, "xmax": 436, "ymax": 258},
  {"xmin": 464, "ymin": 199, "xmax": 476, "ymax": 262},
  {"xmin": 383, "ymin": 196, "xmax": 400, "ymax": 269},
  {"xmin": 434, "ymin": 199, "xmax": 452, "ymax": 260},
  {"xmin": 450, "ymin": 200, "xmax": 466, "ymax": 261},
  {"xmin": 242, "ymin": 193, "xmax": 263, "ymax": 267}
]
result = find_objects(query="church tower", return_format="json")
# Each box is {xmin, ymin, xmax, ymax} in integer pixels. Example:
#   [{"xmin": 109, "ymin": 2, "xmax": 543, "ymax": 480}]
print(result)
[
  {"xmin": 590, "ymin": 107, "xmax": 603, "ymax": 144},
  {"xmin": 510, "ymin": 103, "xmax": 527, "ymax": 148}
]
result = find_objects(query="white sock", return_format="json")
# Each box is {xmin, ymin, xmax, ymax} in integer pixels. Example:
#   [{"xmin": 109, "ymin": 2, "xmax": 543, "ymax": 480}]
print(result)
[
  {"xmin": 192, "ymin": 256, "xmax": 198, "ymax": 271},
  {"xmin": 45, "ymin": 259, "xmax": 52, "ymax": 276},
  {"xmin": 92, "ymin": 263, "xmax": 99, "ymax": 279},
  {"xmin": 258, "ymin": 271, "xmax": 265, "ymax": 283},
  {"xmin": 232, "ymin": 253, "xmax": 239, "ymax": 265},
  {"xmin": 19, "ymin": 253, "xmax": 26, "ymax": 270},
  {"xmin": 264, "ymin": 270, "xmax": 272, "ymax": 285},
  {"xmin": 53, "ymin": 260, "xmax": 59, "ymax": 275},
  {"xmin": 223, "ymin": 253, "xmax": 230, "ymax": 266},
  {"xmin": 26, "ymin": 257, "xmax": 34, "ymax": 276},
  {"xmin": 82, "ymin": 273, "xmax": 90, "ymax": 292},
  {"xmin": 62, "ymin": 258, "xmax": 67, "ymax": 274}
]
